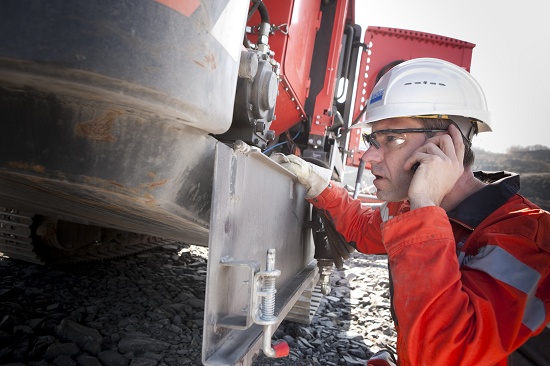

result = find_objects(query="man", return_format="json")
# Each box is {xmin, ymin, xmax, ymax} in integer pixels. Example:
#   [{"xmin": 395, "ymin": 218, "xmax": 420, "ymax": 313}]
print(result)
[{"xmin": 272, "ymin": 58, "xmax": 550, "ymax": 365}]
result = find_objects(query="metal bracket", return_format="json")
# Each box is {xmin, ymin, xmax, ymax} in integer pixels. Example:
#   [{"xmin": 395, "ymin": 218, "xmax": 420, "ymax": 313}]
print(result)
[
  {"xmin": 272, "ymin": 23, "xmax": 288, "ymax": 35},
  {"xmin": 217, "ymin": 256, "xmax": 261, "ymax": 330},
  {"xmin": 215, "ymin": 249, "xmax": 287, "ymax": 359},
  {"xmin": 202, "ymin": 142, "xmax": 316, "ymax": 365},
  {"xmin": 216, "ymin": 249, "xmax": 282, "ymax": 329}
]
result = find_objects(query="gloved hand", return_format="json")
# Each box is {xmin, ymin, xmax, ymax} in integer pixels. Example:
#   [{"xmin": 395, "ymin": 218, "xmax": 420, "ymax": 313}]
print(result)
[{"xmin": 270, "ymin": 153, "xmax": 332, "ymax": 199}]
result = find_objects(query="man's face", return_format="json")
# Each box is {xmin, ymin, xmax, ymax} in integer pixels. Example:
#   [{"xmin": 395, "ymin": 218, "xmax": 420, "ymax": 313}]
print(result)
[{"xmin": 362, "ymin": 117, "xmax": 428, "ymax": 202}]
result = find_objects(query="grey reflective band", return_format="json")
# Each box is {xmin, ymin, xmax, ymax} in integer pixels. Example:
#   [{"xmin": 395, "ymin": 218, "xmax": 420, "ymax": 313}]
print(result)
[
  {"xmin": 523, "ymin": 296, "xmax": 546, "ymax": 332},
  {"xmin": 464, "ymin": 245, "xmax": 545, "ymax": 332},
  {"xmin": 380, "ymin": 202, "xmax": 390, "ymax": 222}
]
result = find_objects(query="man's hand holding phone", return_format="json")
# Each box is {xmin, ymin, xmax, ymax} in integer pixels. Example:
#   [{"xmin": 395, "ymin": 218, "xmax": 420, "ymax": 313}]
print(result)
[{"xmin": 405, "ymin": 124, "xmax": 465, "ymax": 210}]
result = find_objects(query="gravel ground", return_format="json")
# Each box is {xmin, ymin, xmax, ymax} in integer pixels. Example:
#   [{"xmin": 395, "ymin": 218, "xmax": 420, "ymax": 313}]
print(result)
[{"xmin": 0, "ymin": 243, "xmax": 396, "ymax": 366}]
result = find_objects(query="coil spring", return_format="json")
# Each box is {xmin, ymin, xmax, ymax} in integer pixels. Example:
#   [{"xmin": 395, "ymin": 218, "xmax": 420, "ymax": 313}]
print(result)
[{"xmin": 261, "ymin": 276, "xmax": 276, "ymax": 320}]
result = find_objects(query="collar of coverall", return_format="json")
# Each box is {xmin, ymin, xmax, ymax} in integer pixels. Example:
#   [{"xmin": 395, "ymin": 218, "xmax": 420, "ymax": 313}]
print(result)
[{"xmin": 447, "ymin": 171, "xmax": 520, "ymax": 229}]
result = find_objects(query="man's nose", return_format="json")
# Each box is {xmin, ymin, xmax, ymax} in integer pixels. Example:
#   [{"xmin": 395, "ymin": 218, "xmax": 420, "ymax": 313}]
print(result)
[{"xmin": 361, "ymin": 145, "xmax": 383, "ymax": 165}]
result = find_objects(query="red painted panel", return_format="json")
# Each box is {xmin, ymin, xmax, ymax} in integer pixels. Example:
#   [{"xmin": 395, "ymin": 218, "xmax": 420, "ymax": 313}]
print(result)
[
  {"xmin": 282, "ymin": 0, "xmax": 322, "ymax": 107},
  {"xmin": 310, "ymin": 0, "xmax": 349, "ymax": 138},
  {"xmin": 248, "ymin": 0, "xmax": 321, "ymax": 136}
]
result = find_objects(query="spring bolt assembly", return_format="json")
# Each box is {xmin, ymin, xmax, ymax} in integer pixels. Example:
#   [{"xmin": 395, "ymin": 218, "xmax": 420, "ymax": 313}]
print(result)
[{"xmin": 252, "ymin": 249, "xmax": 289, "ymax": 358}]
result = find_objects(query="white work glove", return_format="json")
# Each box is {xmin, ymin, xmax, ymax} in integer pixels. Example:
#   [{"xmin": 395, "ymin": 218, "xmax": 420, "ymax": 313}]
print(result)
[{"xmin": 270, "ymin": 153, "xmax": 332, "ymax": 199}]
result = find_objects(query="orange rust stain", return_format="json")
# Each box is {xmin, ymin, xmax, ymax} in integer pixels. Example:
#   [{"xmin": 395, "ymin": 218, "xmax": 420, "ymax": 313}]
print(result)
[
  {"xmin": 155, "ymin": 0, "xmax": 200, "ymax": 17},
  {"xmin": 81, "ymin": 176, "xmax": 141, "ymax": 197},
  {"xmin": 194, "ymin": 53, "xmax": 217, "ymax": 71},
  {"xmin": 8, "ymin": 162, "xmax": 46, "ymax": 173},
  {"xmin": 141, "ymin": 179, "xmax": 169, "ymax": 190},
  {"xmin": 204, "ymin": 53, "xmax": 217, "ymax": 70},
  {"xmin": 143, "ymin": 194, "xmax": 156, "ymax": 205},
  {"xmin": 107, "ymin": 180, "xmax": 125, "ymax": 188},
  {"xmin": 149, "ymin": 179, "xmax": 168, "ymax": 189},
  {"xmin": 75, "ymin": 110, "xmax": 120, "ymax": 142}
]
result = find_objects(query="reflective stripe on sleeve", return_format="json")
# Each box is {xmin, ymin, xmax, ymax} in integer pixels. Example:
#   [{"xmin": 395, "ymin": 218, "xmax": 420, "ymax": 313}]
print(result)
[{"xmin": 464, "ymin": 245, "xmax": 545, "ymax": 332}]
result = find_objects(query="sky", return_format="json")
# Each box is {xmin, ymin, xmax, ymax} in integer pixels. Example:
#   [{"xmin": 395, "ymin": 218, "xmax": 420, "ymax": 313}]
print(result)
[{"xmin": 355, "ymin": 0, "xmax": 550, "ymax": 153}]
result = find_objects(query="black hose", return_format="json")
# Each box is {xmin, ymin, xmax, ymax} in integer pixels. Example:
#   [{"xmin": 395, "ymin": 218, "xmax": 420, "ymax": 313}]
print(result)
[
  {"xmin": 257, "ymin": 1, "xmax": 270, "ymax": 23},
  {"xmin": 335, "ymin": 25, "xmax": 355, "ymax": 100},
  {"xmin": 247, "ymin": 1, "xmax": 261, "ymax": 21},
  {"xmin": 247, "ymin": 1, "xmax": 269, "ymax": 24},
  {"xmin": 246, "ymin": 1, "xmax": 270, "ymax": 48}
]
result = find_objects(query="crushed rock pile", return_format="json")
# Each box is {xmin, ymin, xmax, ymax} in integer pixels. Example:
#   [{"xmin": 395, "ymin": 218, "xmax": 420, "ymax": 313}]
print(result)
[{"xmin": 0, "ymin": 244, "xmax": 395, "ymax": 366}]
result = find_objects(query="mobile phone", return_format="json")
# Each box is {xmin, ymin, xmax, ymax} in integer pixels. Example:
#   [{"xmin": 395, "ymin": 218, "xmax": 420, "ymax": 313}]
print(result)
[{"xmin": 411, "ymin": 162, "xmax": 420, "ymax": 172}]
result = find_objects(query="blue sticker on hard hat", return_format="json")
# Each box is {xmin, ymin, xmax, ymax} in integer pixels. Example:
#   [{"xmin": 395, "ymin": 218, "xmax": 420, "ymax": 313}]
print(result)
[{"xmin": 370, "ymin": 89, "xmax": 384, "ymax": 104}]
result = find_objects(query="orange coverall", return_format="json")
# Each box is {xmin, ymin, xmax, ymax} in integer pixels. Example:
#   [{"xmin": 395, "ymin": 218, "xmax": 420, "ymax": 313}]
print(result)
[{"xmin": 309, "ymin": 171, "xmax": 550, "ymax": 365}]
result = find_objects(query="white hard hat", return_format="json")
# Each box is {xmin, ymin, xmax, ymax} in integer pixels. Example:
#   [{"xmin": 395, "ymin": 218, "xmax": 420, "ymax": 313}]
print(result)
[{"xmin": 354, "ymin": 58, "xmax": 491, "ymax": 135}]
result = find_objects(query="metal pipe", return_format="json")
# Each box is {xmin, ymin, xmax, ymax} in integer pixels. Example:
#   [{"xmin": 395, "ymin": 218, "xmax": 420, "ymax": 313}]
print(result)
[{"xmin": 353, "ymin": 158, "xmax": 366, "ymax": 199}]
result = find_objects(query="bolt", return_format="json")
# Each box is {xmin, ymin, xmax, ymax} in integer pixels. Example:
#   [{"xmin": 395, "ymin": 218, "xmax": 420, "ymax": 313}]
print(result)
[
  {"xmin": 266, "ymin": 249, "xmax": 275, "ymax": 271},
  {"xmin": 233, "ymin": 140, "xmax": 249, "ymax": 153},
  {"xmin": 261, "ymin": 249, "xmax": 277, "ymax": 322}
]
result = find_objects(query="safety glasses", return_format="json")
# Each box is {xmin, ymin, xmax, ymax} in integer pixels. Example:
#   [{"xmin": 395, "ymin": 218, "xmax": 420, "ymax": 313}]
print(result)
[{"xmin": 362, "ymin": 128, "xmax": 447, "ymax": 150}]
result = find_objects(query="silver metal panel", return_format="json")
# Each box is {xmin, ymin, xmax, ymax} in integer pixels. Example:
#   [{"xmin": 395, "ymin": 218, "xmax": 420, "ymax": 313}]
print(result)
[{"xmin": 203, "ymin": 142, "xmax": 317, "ymax": 366}]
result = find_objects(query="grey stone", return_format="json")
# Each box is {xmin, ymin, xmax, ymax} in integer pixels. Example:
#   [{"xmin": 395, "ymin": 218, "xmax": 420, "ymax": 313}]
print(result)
[
  {"xmin": 52, "ymin": 355, "xmax": 77, "ymax": 366},
  {"xmin": 129, "ymin": 358, "xmax": 158, "ymax": 366},
  {"xmin": 118, "ymin": 337, "xmax": 170, "ymax": 354},
  {"xmin": 45, "ymin": 342, "xmax": 80, "ymax": 361},
  {"xmin": 76, "ymin": 354, "xmax": 102, "ymax": 366},
  {"xmin": 98, "ymin": 350, "xmax": 130, "ymax": 366},
  {"xmin": 28, "ymin": 335, "xmax": 57, "ymax": 359},
  {"xmin": 55, "ymin": 319, "xmax": 102, "ymax": 355}
]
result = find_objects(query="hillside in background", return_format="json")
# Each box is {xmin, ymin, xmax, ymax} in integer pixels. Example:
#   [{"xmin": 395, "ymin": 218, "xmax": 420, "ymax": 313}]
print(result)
[{"xmin": 472, "ymin": 146, "xmax": 550, "ymax": 211}]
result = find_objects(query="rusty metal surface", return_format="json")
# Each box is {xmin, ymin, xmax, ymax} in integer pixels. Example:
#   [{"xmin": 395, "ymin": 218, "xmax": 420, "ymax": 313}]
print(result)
[
  {"xmin": 202, "ymin": 142, "xmax": 317, "ymax": 365},
  {"xmin": 0, "ymin": 60, "xmax": 225, "ymax": 245},
  {"xmin": 0, "ymin": 0, "xmax": 248, "ymax": 134},
  {"xmin": 0, "ymin": 0, "xmax": 246, "ymax": 250},
  {"xmin": 0, "ymin": 170, "xmax": 210, "ymax": 246}
]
